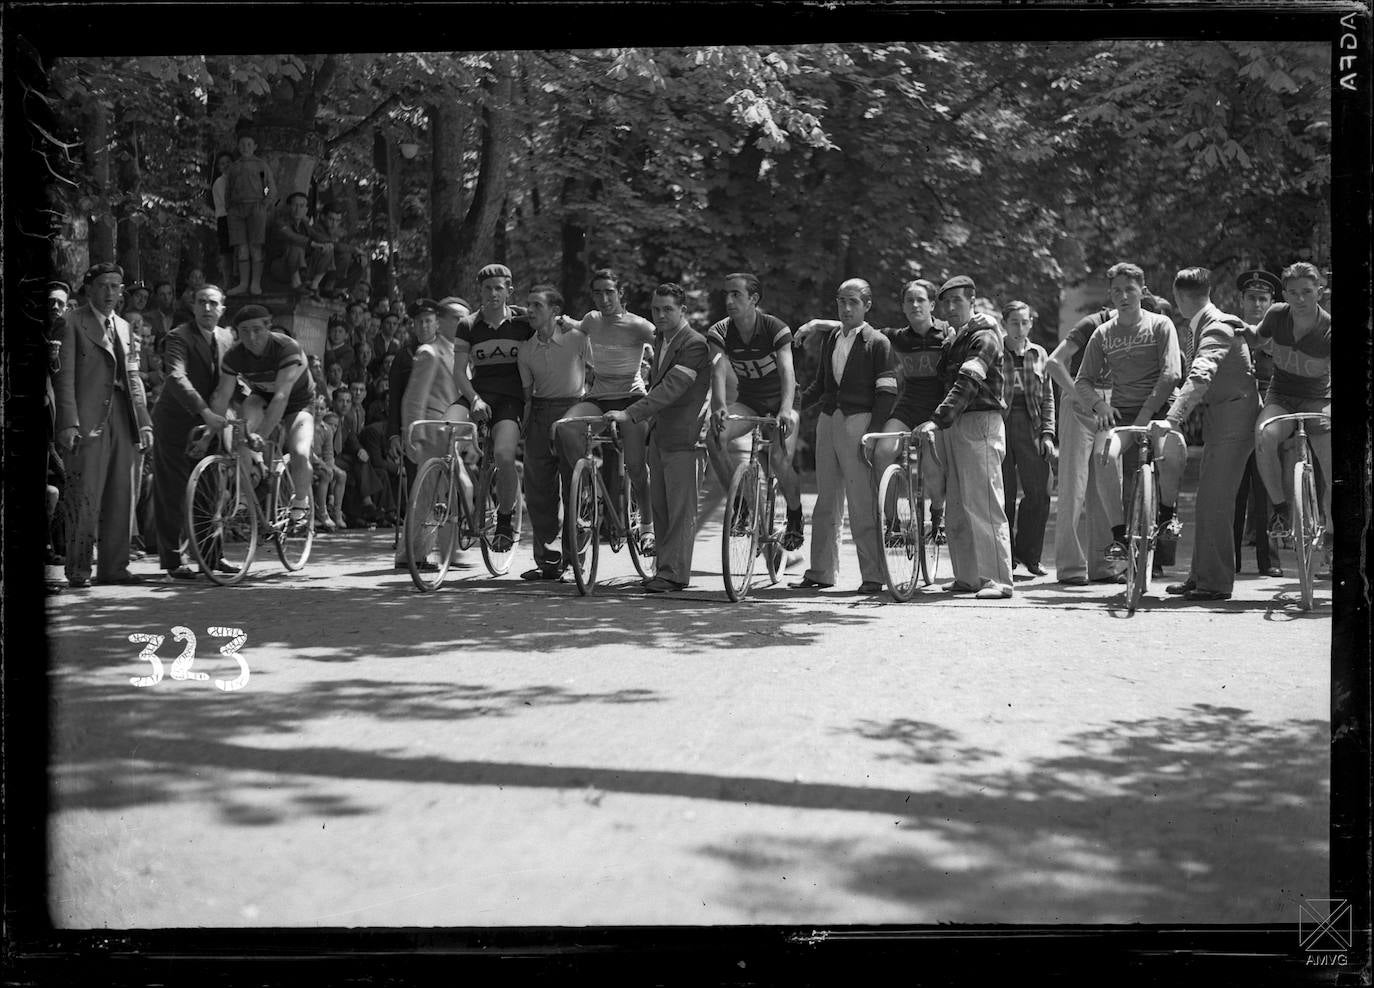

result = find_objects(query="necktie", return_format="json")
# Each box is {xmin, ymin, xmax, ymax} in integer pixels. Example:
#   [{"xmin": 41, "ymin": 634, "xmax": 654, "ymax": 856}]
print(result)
[{"xmin": 107, "ymin": 317, "xmax": 128, "ymax": 390}]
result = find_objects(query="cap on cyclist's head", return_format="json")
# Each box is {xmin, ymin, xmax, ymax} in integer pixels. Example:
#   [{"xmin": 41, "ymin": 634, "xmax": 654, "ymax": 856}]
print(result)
[
  {"xmin": 409, "ymin": 298, "xmax": 439, "ymax": 319},
  {"xmin": 232, "ymin": 304, "xmax": 272, "ymax": 327},
  {"xmin": 477, "ymin": 264, "xmax": 512, "ymax": 284}
]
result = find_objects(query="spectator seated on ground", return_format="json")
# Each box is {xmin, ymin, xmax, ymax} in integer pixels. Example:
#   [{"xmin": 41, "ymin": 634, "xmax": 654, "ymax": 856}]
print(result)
[
  {"xmin": 360, "ymin": 415, "xmax": 400, "ymax": 521},
  {"xmin": 316, "ymin": 203, "xmax": 364, "ymax": 299}
]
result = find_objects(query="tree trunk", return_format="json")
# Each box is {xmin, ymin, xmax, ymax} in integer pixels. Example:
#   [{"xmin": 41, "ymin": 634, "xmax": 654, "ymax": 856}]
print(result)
[
  {"xmin": 115, "ymin": 116, "xmax": 142, "ymax": 282},
  {"xmin": 429, "ymin": 99, "xmax": 468, "ymax": 298},
  {"xmin": 84, "ymin": 100, "xmax": 116, "ymax": 265},
  {"xmin": 445, "ymin": 53, "xmax": 516, "ymax": 298}
]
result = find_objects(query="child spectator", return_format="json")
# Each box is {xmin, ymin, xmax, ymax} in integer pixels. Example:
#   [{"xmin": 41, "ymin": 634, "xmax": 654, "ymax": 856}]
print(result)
[
  {"xmin": 311, "ymin": 393, "xmax": 345, "ymax": 531},
  {"xmin": 210, "ymin": 150, "xmax": 235, "ymax": 288},
  {"xmin": 223, "ymin": 130, "xmax": 276, "ymax": 296}
]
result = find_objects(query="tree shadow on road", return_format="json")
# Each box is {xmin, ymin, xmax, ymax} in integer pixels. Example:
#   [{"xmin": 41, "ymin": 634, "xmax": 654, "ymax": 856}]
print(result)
[{"xmin": 698, "ymin": 703, "xmax": 1328, "ymax": 922}]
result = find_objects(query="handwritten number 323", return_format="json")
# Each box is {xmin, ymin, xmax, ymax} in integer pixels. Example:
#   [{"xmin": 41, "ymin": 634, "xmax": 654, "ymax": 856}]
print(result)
[{"xmin": 128, "ymin": 626, "xmax": 249, "ymax": 692}]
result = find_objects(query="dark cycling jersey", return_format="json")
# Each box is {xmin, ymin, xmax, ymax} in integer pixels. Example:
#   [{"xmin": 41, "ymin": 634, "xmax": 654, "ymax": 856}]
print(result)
[
  {"xmin": 706, "ymin": 311, "xmax": 792, "ymax": 414},
  {"xmin": 887, "ymin": 320, "xmax": 951, "ymax": 425},
  {"xmin": 455, "ymin": 307, "xmax": 534, "ymax": 401},
  {"xmin": 221, "ymin": 332, "xmax": 314, "ymax": 415}
]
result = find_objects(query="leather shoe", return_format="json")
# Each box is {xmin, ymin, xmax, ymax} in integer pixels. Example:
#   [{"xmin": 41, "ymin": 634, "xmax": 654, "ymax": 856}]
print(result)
[
  {"xmin": 788, "ymin": 577, "xmax": 833, "ymax": 590},
  {"xmin": 1020, "ymin": 561, "xmax": 1048, "ymax": 576},
  {"xmin": 942, "ymin": 581, "xmax": 978, "ymax": 593},
  {"xmin": 1184, "ymin": 588, "xmax": 1231, "ymax": 601},
  {"xmin": 66, "ymin": 577, "xmax": 91, "ymax": 589},
  {"xmin": 1092, "ymin": 573, "xmax": 1127, "ymax": 584},
  {"xmin": 212, "ymin": 560, "xmax": 241, "ymax": 575},
  {"xmin": 1165, "ymin": 581, "xmax": 1196, "ymax": 595},
  {"xmin": 856, "ymin": 581, "xmax": 884, "ymax": 594},
  {"xmin": 521, "ymin": 566, "xmax": 565, "ymax": 582},
  {"xmin": 975, "ymin": 585, "xmax": 1013, "ymax": 600},
  {"xmin": 1055, "ymin": 575, "xmax": 1089, "ymax": 586},
  {"xmin": 642, "ymin": 577, "xmax": 685, "ymax": 593},
  {"xmin": 1262, "ymin": 566, "xmax": 1284, "ymax": 578},
  {"xmin": 99, "ymin": 573, "xmax": 146, "ymax": 585},
  {"xmin": 164, "ymin": 566, "xmax": 199, "ymax": 581}
]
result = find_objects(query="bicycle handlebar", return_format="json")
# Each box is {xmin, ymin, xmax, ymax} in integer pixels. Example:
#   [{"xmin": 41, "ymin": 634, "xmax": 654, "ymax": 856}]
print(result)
[
  {"xmin": 726, "ymin": 414, "xmax": 779, "ymax": 428},
  {"xmin": 1258, "ymin": 412, "xmax": 1331, "ymax": 432},
  {"xmin": 552, "ymin": 415, "xmax": 620, "ymax": 444}
]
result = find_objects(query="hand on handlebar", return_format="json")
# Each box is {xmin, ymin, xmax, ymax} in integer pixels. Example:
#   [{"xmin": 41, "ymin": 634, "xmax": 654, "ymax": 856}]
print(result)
[
  {"xmin": 1093, "ymin": 402, "xmax": 1121, "ymax": 430},
  {"xmin": 776, "ymin": 413, "xmax": 793, "ymax": 439},
  {"xmin": 246, "ymin": 432, "xmax": 265, "ymax": 453}
]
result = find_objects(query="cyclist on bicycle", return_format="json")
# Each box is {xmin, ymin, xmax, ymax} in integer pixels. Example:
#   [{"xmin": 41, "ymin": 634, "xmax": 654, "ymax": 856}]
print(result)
[
  {"xmin": 1148, "ymin": 266, "xmax": 1260, "ymax": 602},
  {"xmin": 705, "ymin": 273, "xmax": 805, "ymax": 552},
  {"xmin": 450, "ymin": 264, "xmax": 535, "ymax": 552},
  {"xmin": 1251, "ymin": 262, "xmax": 1331, "ymax": 546},
  {"xmin": 556, "ymin": 269, "xmax": 656, "ymax": 551},
  {"xmin": 1072, "ymin": 263, "xmax": 1185, "ymax": 567},
  {"xmin": 206, "ymin": 304, "xmax": 315, "ymax": 534},
  {"xmin": 797, "ymin": 277, "xmax": 953, "ymax": 543}
]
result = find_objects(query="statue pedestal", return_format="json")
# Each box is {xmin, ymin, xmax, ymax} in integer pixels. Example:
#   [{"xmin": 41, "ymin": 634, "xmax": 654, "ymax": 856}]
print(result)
[{"xmin": 225, "ymin": 292, "xmax": 343, "ymax": 360}]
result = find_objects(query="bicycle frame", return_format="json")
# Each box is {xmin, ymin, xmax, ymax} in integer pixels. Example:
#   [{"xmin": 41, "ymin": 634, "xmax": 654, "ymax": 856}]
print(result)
[
  {"xmin": 1105, "ymin": 424, "xmax": 1170, "ymax": 615},
  {"xmin": 1257, "ymin": 411, "xmax": 1330, "ymax": 610},
  {"xmin": 861, "ymin": 428, "xmax": 939, "ymax": 600},
  {"xmin": 553, "ymin": 416, "xmax": 634, "ymax": 542},
  {"xmin": 406, "ymin": 418, "xmax": 485, "ymax": 543},
  {"xmin": 720, "ymin": 414, "xmax": 784, "ymax": 601}
]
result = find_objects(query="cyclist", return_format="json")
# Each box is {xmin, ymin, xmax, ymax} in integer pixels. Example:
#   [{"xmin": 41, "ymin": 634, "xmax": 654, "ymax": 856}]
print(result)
[
  {"xmin": 206, "ymin": 304, "xmax": 315, "ymax": 534},
  {"xmin": 557, "ymin": 269, "xmax": 656, "ymax": 552},
  {"xmin": 450, "ymin": 264, "xmax": 535, "ymax": 552},
  {"xmin": 1071, "ymin": 262, "xmax": 1185, "ymax": 567},
  {"xmin": 798, "ymin": 278, "xmax": 953, "ymax": 543},
  {"xmin": 1252, "ymin": 262, "xmax": 1331, "ymax": 549},
  {"xmin": 1149, "ymin": 266, "xmax": 1260, "ymax": 602},
  {"xmin": 705, "ymin": 272, "xmax": 805, "ymax": 552}
]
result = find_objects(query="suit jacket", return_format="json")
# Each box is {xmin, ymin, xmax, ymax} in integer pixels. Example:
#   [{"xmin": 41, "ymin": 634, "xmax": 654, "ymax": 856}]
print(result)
[
  {"xmin": 626, "ymin": 323, "xmax": 714, "ymax": 452},
  {"xmin": 152, "ymin": 322, "xmax": 234, "ymax": 432},
  {"xmin": 401, "ymin": 338, "xmax": 458, "ymax": 435},
  {"xmin": 54, "ymin": 303, "xmax": 151, "ymax": 439},
  {"xmin": 1165, "ymin": 303, "xmax": 1257, "ymax": 428}
]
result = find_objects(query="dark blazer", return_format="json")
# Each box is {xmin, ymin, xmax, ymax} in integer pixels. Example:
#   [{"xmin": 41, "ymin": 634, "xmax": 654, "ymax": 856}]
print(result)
[
  {"xmin": 798, "ymin": 322, "xmax": 898, "ymax": 424},
  {"xmin": 1165, "ymin": 303, "xmax": 1257, "ymax": 428},
  {"xmin": 152, "ymin": 322, "xmax": 234, "ymax": 432},
  {"xmin": 54, "ymin": 303, "xmax": 151, "ymax": 439},
  {"xmin": 626, "ymin": 323, "xmax": 714, "ymax": 452}
]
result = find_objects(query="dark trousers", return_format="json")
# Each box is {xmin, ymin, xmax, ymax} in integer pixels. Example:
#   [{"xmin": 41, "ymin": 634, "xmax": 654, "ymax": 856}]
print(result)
[
  {"xmin": 525, "ymin": 397, "xmax": 581, "ymax": 568},
  {"xmin": 1001, "ymin": 405, "xmax": 1051, "ymax": 567},
  {"xmin": 1232, "ymin": 452, "xmax": 1275, "ymax": 572},
  {"xmin": 64, "ymin": 393, "xmax": 137, "ymax": 582},
  {"xmin": 151, "ymin": 412, "xmax": 198, "ymax": 570}
]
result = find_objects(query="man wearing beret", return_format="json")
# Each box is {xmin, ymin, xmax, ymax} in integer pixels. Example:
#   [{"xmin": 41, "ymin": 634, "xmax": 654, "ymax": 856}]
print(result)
[
  {"xmin": 1230, "ymin": 268, "xmax": 1283, "ymax": 578},
  {"xmin": 207, "ymin": 304, "xmax": 317, "ymax": 534},
  {"xmin": 914, "ymin": 275, "xmax": 1013, "ymax": 599},
  {"xmin": 54, "ymin": 262, "xmax": 155, "ymax": 587}
]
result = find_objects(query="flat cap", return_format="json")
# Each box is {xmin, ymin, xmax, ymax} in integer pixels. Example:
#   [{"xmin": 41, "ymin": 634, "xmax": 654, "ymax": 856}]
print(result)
[
  {"xmin": 937, "ymin": 275, "xmax": 975, "ymax": 298},
  {"xmin": 83, "ymin": 262, "xmax": 124, "ymax": 285}
]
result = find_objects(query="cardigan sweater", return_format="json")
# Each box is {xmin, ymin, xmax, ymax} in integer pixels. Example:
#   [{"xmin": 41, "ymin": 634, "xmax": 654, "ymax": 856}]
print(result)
[{"xmin": 797, "ymin": 322, "xmax": 898, "ymax": 424}]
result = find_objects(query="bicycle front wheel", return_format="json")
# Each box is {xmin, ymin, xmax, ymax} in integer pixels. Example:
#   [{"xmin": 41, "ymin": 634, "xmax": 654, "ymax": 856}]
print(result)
[
  {"xmin": 407, "ymin": 457, "xmax": 457, "ymax": 592},
  {"xmin": 185, "ymin": 455, "xmax": 257, "ymax": 586},
  {"xmin": 1294, "ymin": 459, "xmax": 1318, "ymax": 610},
  {"xmin": 479, "ymin": 464, "xmax": 520, "ymax": 576},
  {"xmin": 272, "ymin": 467, "xmax": 315, "ymax": 571},
  {"xmin": 877, "ymin": 463, "xmax": 921, "ymax": 602},
  {"xmin": 761, "ymin": 470, "xmax": 784, "ymax": 584},
  {"xmin": 722, "ymin": 461, "xmax": 761, "ymax": 601},
  {"xmin": 566, "ymin": 458, "xmax": 600, "ymax": 594},
  {"xmin": 392, "ymin": 467, "xmax": 409, "ymax": 553},
  {"xmin": 1124, "ymin": 463, "xmax": 1155, "ymax": 615}
]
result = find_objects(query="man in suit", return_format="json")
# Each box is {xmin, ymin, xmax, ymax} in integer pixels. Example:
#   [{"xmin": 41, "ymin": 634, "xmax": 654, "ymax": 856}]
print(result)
[
  {"xmin": 150, "ymin": 284, "xmax": 235, "ymax": 579},
  {"xmin": 605, "ymin": 283, "xmax": 717, "ymax": 593},
  {"xmin": 1150, "ymin": 267, "xmax": 1260, "ymax": 601},
  {"xmin": 54, "ymin": 262, "xmax": 155, "ymax": 587}
]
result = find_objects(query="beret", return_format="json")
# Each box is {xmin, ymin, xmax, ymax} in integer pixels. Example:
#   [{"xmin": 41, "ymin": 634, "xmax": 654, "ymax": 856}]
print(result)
[
  {"xmin": 47, "ymin": 280, "xmax": 72, "ymax": 296},
  {"xmin": 437, "ymin": 295, "xmax": 471, "ymax": 314},
  {"xmin": 937, "ymin": 275, "xmax": 975, "ymax": 298},
  {"xmin": 232, "ymin": 304, "xmax": 272, "ymax": 327},
  {"xmin": 476, "ymin": 264, "xmax": 512, "ymax": 283}
]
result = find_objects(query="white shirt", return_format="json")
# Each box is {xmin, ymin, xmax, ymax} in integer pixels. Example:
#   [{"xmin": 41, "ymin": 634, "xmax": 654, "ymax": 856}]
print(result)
[{"xmin": 831, "ymin": 323, "xmax": 866, "ymax": 383}]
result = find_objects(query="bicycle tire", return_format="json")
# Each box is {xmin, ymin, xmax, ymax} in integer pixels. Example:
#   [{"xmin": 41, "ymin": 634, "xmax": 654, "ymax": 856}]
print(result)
[
  {"xmin": 392, "ymin": 466, "xmax": 409, "ymax": 554},
  {"xmin": 1124, "ymin": 462, "xmax": 1154, "ymax": 615},
  {"xmin": 624, "ymin": 474, "xmax": 651, "ymax": 580},
  {"xmin": 272, "ymin": 465, "xmax": 315, "ymax": 571},
  {"xmin": 762, "ymin": 468, "xmax": 784, "ymax": 584},
  {"xmin": 185, "ymin": 454, "xmax": 257, "ymax": 586},
  {"xmin": 877, "ymin": 463, "xmax": 921, "ymax": 602},
  {"xmin": 567, "ymin": 458, "xmax": 600, "ymax": 594},
  {"xmin": 1294, "ymin": 459, "xmax": 1317, "ymax": 610},
  {"xmin": 479, "ymin": 464, "xmax": 520, "ymax": 576},
  {"xmin": 407, "ymin": 457, "xmax": 457, "ymax": 592},
  {"xmin": 722, "ymin": 460, "xmax": 760, "ymax": 601}
]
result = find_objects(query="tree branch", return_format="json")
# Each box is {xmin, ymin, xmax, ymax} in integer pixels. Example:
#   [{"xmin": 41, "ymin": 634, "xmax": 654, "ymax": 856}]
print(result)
[{"xmin": 325, "ymin": 92, "xmax": 404, "ymax": 153}]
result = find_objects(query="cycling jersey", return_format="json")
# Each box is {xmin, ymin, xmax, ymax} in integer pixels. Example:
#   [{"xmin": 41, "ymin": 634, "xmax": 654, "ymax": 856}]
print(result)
[
  {"xmin": 221, "ymin": 332, "xmax": 314, "ymax": 415},
  {"xmin": 455, "ymin": 307, "xmax": 534, "ymax": 401},
  {"xmin": 706, "ymin": 311, "xmax": 792, "ymax": 414}
]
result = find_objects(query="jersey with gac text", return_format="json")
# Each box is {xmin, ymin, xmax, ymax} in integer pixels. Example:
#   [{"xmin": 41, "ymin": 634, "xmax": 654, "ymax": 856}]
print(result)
[
  {"xmin": 221, "ymin": 331, "xmax": 314, "ymax": 414},
  {"xmin": 455, "ymin": 306, "xmax": 534, "ymax": 401},
  {"xmin": 706, "ymin": 312, "xmax": 793, "ymax": 414}
]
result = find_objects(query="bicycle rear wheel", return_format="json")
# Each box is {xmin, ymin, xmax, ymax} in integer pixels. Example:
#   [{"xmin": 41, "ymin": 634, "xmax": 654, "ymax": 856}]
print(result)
[
  {"xmin": 566, "ymin": 458, "xmax": 600, "ymax": 594},
  {"xmin": 479, "ymin": 464, "xmax": 521, "ymax": 576},
  {"xmin": 624, "ymin": 475, "xmax": 651, "ymax": 580},
  {"xmin": 722, "ymin": 461, "xmax": 761, "ymax": 601},
  {"xmin": 392, "ymin": 466, "xmax": 409, "ymax": 553},
  {"xmin": 877, "ymin": 464, "xmax": 921, "ymax": 602},
  {"xmin": 272, "ymin": 466, "xmax": 315, "ymax": 571},
  {"xmin": 185, "ymin": 455, "xmax": 257, "ymax": 586},
  {"xmin": 1294, "ymin": 459, "xmax": 1318, "ymax": 610},
  {"xmin": 407, "ymin": 457, "xmax": 457, "ymax": 592},
  {"xmin": 1124, "ymin": 463, "xmax": 1155, "ymax": 615}
]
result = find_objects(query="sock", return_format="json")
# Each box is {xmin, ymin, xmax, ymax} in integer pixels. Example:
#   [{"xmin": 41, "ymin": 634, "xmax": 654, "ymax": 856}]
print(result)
[
  {"xmin": 1158, "ymin": 504, "xmax": 1176, "ymax": 522},
  {"xmin": 1111, "ymin": 524, "xmax": 1126, "ymax": 542},
  {"xmin": 787, "ymin": 506, "xmax": 803, "ymax": 525},
  {"xmin": 929, "ymin": 506, "xmax": 944, "ymax": 524}
]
